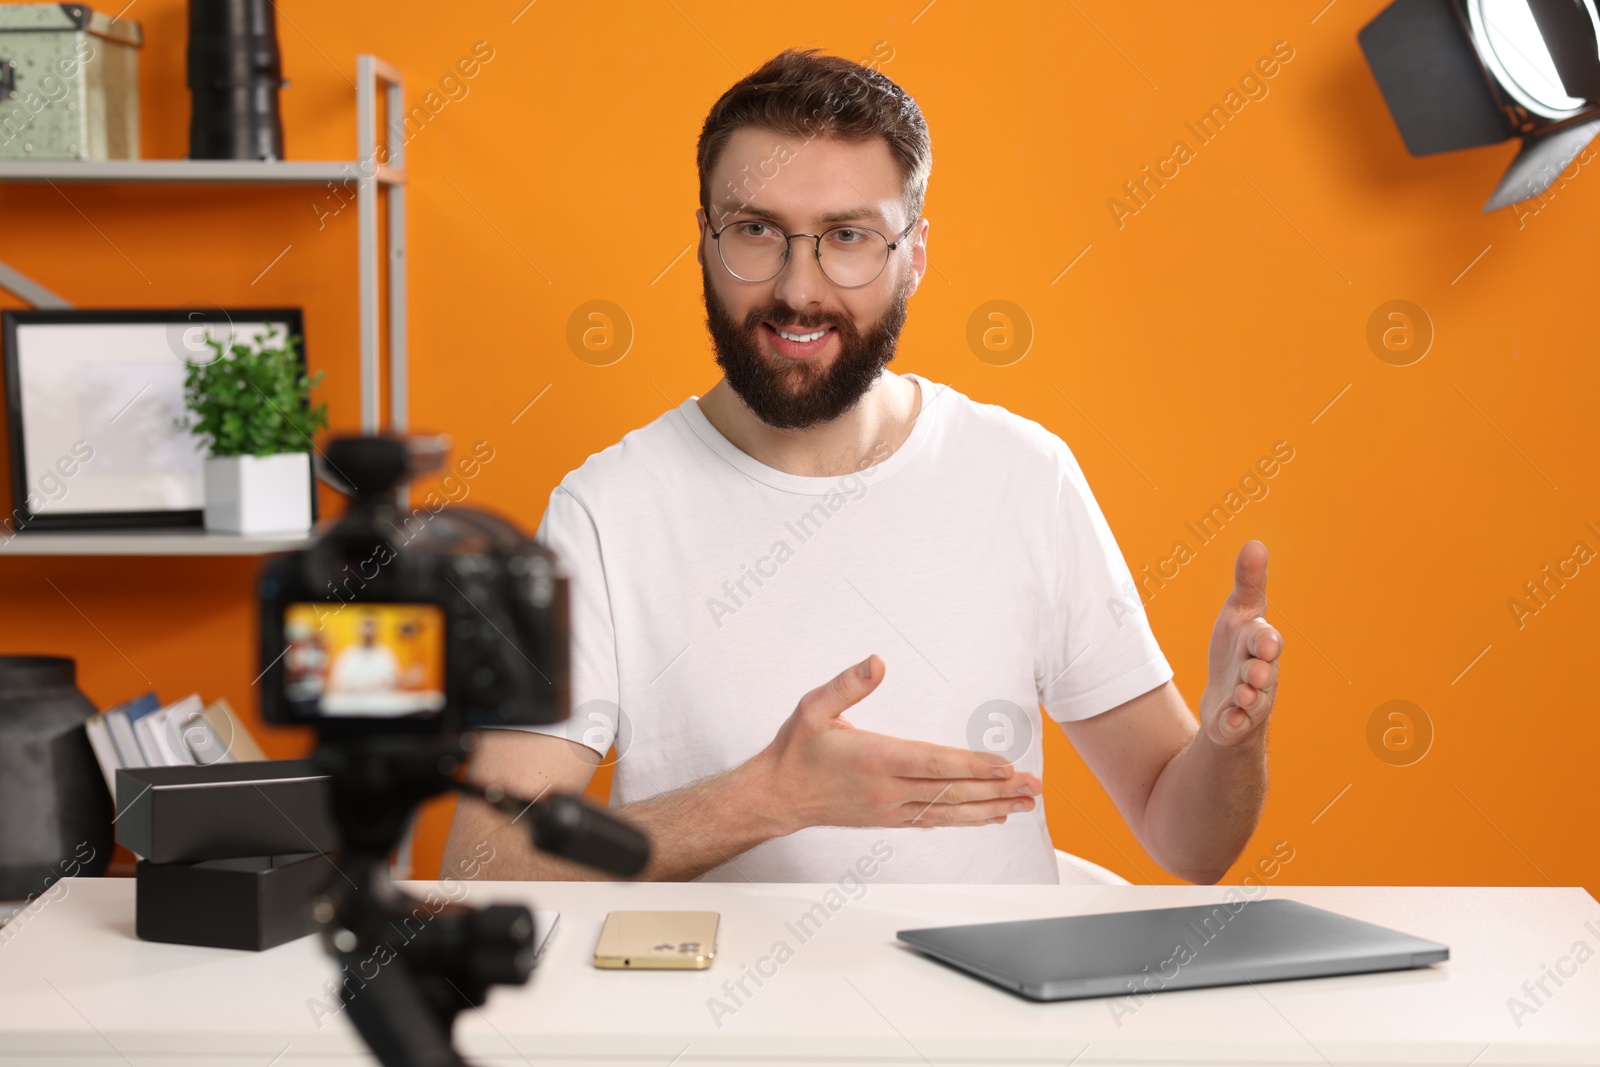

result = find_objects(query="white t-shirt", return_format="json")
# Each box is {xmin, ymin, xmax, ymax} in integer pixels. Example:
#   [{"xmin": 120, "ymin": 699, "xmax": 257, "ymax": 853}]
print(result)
[
  {"xmin": 327, "ymin": 644, "xmax": 401, "ymax": 693},
  {"xmin": 510, "ymin": 372, "xmax": 1173, "ymax": 883}
]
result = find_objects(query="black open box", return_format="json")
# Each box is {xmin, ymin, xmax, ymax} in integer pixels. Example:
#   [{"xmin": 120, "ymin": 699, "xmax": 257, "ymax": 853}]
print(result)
[{"xmin": 134, "ymin": 852, "xmax": 333, "ymax": 951}]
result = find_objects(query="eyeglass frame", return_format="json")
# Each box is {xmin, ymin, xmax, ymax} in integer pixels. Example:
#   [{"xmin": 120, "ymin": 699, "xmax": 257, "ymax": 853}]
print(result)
[{"xmin": 704, "ymin": 213, "xmax": 921, "ymax": 288}]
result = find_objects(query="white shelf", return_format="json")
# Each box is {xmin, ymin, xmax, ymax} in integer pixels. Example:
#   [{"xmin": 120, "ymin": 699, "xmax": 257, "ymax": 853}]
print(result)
[
  {"xmin": 0, "ymin": 528, "xmax": 313, "ymax": 556},
  {"xmin": 0, "ymin": 160, "xmax": 404, "ymax": 185}
]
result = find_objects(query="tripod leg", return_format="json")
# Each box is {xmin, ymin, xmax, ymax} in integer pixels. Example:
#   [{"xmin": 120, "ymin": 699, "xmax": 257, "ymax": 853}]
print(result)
[{"xmin": 338, "ymin": 948, "xmax": 469, "ymax": 1067}]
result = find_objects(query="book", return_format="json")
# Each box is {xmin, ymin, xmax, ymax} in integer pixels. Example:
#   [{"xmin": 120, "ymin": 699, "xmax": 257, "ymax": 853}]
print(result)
[
  {"xmin": 161, "ymin": 695, "xmax": 207, "ymax": 763},
  {"xmin": 145, "ymin": 695, "xmax": 206, "ymax": 766},
  {"xmin": 122, "ymin": 692, "xmax": 165, "ymax": 723},
  {"xmin": 84, "ymin": 717, "xmax": 121, "ymax": 793},
  {"xmin": 130, "ymin": 696, "xmax": 186, "ymax": 766},
  {"xmin": 133, "ymin": 711, "xmax": 169, "ymax": 766},
  {"xmin": 177, "ymin": 709, "xmax": 234, "ymax": 766},
  {"xmin": 102, "ymin": 692, "xmax": 159, "ymax": 766},
  {"xmin": 103, "ymin": 711, "xmax": 146, "ymax": 770},
  {"xmin": 199, "ymin": 698, "xmax": 266, "ymax": 762}
]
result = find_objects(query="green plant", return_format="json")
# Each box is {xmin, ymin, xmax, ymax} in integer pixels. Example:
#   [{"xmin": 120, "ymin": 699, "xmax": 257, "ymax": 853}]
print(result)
[{"xmin": 176, "ymin": 326, "xmax": 329, "ymax": 458}]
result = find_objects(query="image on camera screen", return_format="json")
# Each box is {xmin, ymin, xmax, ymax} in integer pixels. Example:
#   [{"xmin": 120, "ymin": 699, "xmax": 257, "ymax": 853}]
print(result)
[{"xmin": 283, "ymin": 602, "xmax": 447, "ymax": 717}]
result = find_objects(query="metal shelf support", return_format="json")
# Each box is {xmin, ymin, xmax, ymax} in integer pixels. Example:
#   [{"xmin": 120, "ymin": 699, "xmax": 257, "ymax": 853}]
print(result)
[{"xmin": 358, "ymin": 54, "xmax": 408, "ymax": 437}]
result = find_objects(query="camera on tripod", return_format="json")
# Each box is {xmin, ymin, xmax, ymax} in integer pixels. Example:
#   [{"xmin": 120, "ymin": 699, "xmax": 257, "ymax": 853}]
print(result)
[
  {"xmin": 258, "ymin": 433, "xmax": 567, "ymax": 733},
  {"xmin": 255, "ymin": 433, "xmax": 649, "ymax": 1067}
]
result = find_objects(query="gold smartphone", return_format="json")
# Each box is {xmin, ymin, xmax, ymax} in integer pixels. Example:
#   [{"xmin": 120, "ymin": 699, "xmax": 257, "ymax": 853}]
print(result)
[{"xmin": 593, "ymin": 910, "xmax": 720, "ymax": 970}]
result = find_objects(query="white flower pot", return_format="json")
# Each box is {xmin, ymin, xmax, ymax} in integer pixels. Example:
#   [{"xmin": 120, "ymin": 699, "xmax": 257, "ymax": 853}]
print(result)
[{"xmin": 203, "ymin": 452, "xmax": 312, "ymax": 534}]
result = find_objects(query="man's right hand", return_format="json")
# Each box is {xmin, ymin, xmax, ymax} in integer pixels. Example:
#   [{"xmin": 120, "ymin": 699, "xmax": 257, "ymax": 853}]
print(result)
[{"xmin": 750, "ymin": 653, "xmax": 1041, "ymax": 835}]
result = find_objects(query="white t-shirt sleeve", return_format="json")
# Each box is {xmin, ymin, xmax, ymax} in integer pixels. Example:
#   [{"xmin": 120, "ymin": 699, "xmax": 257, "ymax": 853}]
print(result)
[
  {"xmin": 493, "ymin": 484, "xmax": 618, "ymax": 757},
  {"xmin": 1038, "ymin": 444, "xmax": 1174, "ymax": 722}
]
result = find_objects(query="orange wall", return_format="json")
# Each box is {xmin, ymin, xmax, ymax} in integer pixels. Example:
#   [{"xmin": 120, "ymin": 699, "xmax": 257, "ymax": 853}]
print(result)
[{"xmin": 1, "ymin": 1, "xmax": 1594, "ymax": 896}]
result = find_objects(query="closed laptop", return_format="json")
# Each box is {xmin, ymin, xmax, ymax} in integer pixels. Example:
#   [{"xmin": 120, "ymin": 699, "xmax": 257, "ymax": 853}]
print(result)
[{"xmin": 897, "ymin": 898, "xmax": 1449, "ymax": 1001}]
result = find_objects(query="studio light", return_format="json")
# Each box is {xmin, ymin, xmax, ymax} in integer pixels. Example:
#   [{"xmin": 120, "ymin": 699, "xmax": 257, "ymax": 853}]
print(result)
[{"xmin": 1359, "ymin": 0, "xmax": 1600, "ymax": 210}]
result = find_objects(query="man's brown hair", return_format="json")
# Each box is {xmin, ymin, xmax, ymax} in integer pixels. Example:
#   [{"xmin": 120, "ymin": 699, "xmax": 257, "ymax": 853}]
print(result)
[{"xmin": 697, "ymin": 47, "xmax": 932, "ymax": 229}]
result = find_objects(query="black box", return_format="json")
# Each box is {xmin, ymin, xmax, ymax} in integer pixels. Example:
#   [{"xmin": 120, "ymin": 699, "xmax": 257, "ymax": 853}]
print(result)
[
  {"xmin": 134, "ymin": 852, "xmax": 331, "ymax": 951},
  {"xmin": 115, "ymin": 759, "xmax": 337, "ymax": 864}
]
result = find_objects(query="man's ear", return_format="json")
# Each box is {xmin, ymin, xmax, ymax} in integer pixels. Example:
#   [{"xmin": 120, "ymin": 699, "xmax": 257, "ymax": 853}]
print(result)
[
  {"xmin": 695, "ymin": 207, "xmax": 707, "ymax": 268},
  {"xmin": 907, "ymin": 218, "xmax": 928, "ymax": 299}
]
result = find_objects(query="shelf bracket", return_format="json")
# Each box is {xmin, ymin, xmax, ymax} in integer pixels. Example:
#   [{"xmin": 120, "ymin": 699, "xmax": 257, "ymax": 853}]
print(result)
[
  {"xmin": 356, "ymin": 54, "xmax": 408, "ymax": 441},
  {"xmin": 0, "ymin": 257, "xmax": 72, "ymax": 309}
]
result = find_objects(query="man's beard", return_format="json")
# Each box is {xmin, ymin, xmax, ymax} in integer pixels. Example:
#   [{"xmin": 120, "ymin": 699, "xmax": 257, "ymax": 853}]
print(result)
[{"xmin": 701, "ymin": 260, "xmax": 912, "ymax": 431}]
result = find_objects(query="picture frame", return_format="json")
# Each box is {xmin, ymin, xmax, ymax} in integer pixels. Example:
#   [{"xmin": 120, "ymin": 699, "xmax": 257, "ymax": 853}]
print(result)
[{"xmin": 2, "ymin": 307, "xmax": 315, "ymax": 532}]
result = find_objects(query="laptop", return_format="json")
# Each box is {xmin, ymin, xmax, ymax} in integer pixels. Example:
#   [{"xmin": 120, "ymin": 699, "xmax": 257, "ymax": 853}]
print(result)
[{"xmin": 896, "ymin": 898, "xmax": 1449, "ymax": 1001}]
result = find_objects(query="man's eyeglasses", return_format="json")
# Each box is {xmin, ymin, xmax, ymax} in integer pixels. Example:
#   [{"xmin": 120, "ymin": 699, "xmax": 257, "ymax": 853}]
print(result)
[{"xmin": 705, "ymin": 215, "xmax": 919, "ymax": 288}]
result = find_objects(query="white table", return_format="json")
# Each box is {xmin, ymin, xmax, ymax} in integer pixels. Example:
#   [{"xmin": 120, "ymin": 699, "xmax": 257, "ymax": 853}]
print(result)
[{"xmin": 0, "ymin": 878, "xmax": 1597, "ymax": 1065}]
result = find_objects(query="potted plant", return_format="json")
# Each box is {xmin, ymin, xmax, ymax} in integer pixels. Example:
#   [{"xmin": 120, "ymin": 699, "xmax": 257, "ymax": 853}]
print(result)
[{"xmin": 176, "ymin": 325, "xmax": 328, "ymax": 533}]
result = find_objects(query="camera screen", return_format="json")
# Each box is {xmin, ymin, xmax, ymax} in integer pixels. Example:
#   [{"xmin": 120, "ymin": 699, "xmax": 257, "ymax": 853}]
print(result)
[{"xmin": 283, "ymin": 602, "xmax": 447, "ymax": 718}]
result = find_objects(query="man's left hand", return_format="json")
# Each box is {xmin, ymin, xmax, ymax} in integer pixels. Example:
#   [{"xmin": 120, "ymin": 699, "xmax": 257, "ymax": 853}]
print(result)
[{"xmin": 1200, "ymin": 540, "xmax": 1283, "ymax": 747}]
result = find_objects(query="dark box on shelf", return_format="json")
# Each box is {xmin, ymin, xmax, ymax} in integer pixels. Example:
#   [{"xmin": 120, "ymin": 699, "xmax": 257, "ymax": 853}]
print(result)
[
  {"xmin": 134, "ymin": 852, "xmax": 330, "ymax": 951},
  {"xmin": 115, "ymin": 759, "xmax": 337, "ymax": 864}
]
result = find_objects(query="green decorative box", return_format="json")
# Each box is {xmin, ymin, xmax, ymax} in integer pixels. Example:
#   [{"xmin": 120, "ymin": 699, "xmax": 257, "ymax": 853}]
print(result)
[{"xmin": 0, "ymin": 3, "xmax": 142, "ymax": 160}]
